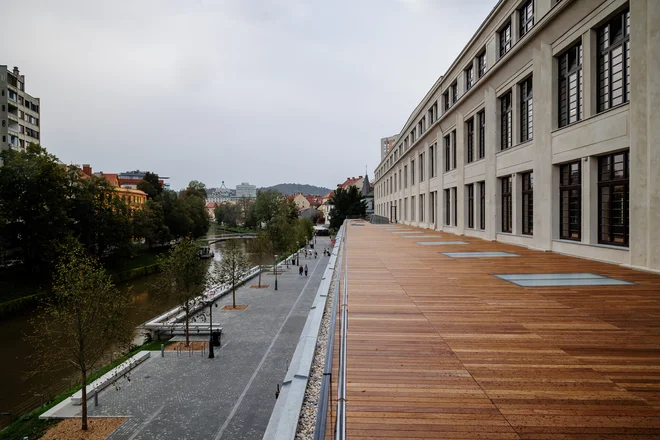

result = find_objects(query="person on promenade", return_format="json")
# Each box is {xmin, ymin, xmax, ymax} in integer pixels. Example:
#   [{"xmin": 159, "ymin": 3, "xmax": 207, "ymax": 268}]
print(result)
[
  {"xmin": 299, "ymin": 265, "xmax": 303, "ymax": 276},
  {"xmin": 304, "ymin": 264, "xmax": 308, "ymax": 276}
]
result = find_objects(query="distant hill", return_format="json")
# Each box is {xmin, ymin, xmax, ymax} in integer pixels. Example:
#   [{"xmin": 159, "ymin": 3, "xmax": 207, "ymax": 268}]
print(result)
[{"xmin": 260, "ymin": 183, "xmax": 333, "ymax": 196}]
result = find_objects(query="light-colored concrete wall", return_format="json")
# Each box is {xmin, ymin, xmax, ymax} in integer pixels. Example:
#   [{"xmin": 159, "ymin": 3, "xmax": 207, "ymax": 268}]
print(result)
[{"xmin": 375, "ymin": 0, "xmax": 659, "ymax": 272}]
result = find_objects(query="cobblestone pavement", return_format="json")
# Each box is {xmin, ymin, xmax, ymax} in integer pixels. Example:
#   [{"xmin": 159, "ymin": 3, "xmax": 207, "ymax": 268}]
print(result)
[{"xmin": 83, "ymin": 237, "xmax": 331, "ymax": 440}]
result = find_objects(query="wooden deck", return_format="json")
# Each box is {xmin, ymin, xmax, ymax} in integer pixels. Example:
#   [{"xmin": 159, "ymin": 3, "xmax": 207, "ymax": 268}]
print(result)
[{"xmin": 337, "ymin": 222, "xmax": 660, "ymax": 439}]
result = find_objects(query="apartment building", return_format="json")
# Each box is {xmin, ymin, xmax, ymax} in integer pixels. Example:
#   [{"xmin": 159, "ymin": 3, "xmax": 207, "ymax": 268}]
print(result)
[
  {"xmin": 0, "ymin": 66, "xmax": 41, "ymax": 152},
  {"xmin": 380, "ymin": 135, "xmax": 397, "ymax": 160},
  {"xmin": 374, "ymin": 0, "xmax": 659, "ymax": 272}
]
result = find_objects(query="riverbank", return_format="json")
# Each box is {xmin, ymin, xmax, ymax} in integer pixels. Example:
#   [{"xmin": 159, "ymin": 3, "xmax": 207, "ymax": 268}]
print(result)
[
  {"xmin": 0, "ymin": 340, "xmax": 171, "ymax": 440},
  {"xmin": 0, "ymin": 246, "xmax": 169, "ymax": 320}
]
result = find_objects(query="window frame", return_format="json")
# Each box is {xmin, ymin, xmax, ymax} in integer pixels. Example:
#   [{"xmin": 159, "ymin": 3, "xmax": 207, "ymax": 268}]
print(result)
[
  {"xmin": 452, "ymin": 187, "xmax": 457, "ymax": 226},
  {"xmin": 479, "ymin": 182, "xmax": 486, "ymax": 229},
  {"xmin": 501, "ymin": 176, "xmax": 512, "ymax": 233},
  {"xmin": 500, "ymin": 92, "xmax": 513, "ymax": 150},
  {"xmin": 466, "ymin": 118, "xmax": 475, "ymax": 163},
  {"xmin": 465, "ymin": 65, "xmax": 474, "ymax": 91},
  {"xmin": 558, "ymin": 42, "xmax": 583, "ymax": 128},
  {"xmin": 478, "ymin": 51, "xmax": 487, "ymax": 78},
  {"xmin": 520, "ymin": 77, "xmax": 533, "ymax": 142},
  {"xmin": 444, "ymin": 135, "xmax": 451, "ymax": 172},
  {"xmin": 597, "ymin": 9, "xmax": 630, "ymax": 113},
  {"xmin": 467, "ymin": 184, "xmax": 475, "ymax": 229},
  {"xmin": 559, "ymin": 161, "xmax": 582, "ymax": 241},
  {"xmin": 499, "ymin": 21, "xmax": 512, "ymax": 58},
  {"xmin": 478, "ymin": 110, "xmax": 485, "ymax": 159},
  {"xmin": 444, "ymin": 189, "xmax": 451, "ymax": 226},
  {"xmin": 598, "ymin": 150, "xmax": 629, "ymax": 246},
  {"xmin": 522, "ymin": 172, "xmax": 534, "ymax": 235},
  {"xmin": 519, "ymin": 0, "xmax": 534, "ymax": 37}
]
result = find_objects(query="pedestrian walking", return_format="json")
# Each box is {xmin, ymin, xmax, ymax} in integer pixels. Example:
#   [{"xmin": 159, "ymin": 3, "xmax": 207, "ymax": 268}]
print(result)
[
  {"xmin": 299, "ymin": 265, "xmax": 303, "ymax": 276},
  {"xmin": 314, "ymin": 251, "xmax": 317, "ymax": 259},
  {"xmin": 304, "ymin": 264, "xmax": 308, "ymax": 276}
]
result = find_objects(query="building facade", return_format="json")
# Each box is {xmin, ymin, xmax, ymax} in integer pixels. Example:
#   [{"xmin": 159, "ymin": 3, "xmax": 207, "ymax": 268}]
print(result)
[
  {"xmin": 380, "ymin": 135, "xmax": 397, "ymax": 160},
  {"xmin": 235, "ymin": 182, "xmax": 257, "ymax": 199},
  {"xmin": 374, "ymin": 0, "xmax": 659, "ymax": 272},
  {"xmin": 0, "ymin": 66, "xmax": 40, "ymax": 152}
]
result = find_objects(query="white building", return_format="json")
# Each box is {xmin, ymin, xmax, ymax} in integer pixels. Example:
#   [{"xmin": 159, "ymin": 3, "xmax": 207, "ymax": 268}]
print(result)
[
  {"xmin": 235, "ymin": 182, "xmax": 257, "ymax": 199},
  {"xmin": 374, "ymin": 0, "xmax": 660, "ymax": 273}
]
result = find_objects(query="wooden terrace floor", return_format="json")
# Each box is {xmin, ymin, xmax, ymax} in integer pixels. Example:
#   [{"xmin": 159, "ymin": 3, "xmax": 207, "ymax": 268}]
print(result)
[{"xmin": 338, "ymin": 222, "xmax": 660, "ymax": 439}]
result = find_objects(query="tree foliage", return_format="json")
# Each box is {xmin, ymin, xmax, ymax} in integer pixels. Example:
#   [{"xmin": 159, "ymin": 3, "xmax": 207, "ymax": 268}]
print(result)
[
  {"xmin": 155, "ymin": 238, "xmax": 213, "ymax": 346},
  {"xmin": 329, "ymin": 186, "xmax": 367, "ymax": 229},
  {"xmin": 32, "ymin": 242, "xmax": 133, "ymax": 431},
  {"xmin": 214, "ymin": 203, "xmax": 242, "ymax": 227},
  {"xmin": 218, "ymin": 239, "xmax": 250, "ymax": 308}
]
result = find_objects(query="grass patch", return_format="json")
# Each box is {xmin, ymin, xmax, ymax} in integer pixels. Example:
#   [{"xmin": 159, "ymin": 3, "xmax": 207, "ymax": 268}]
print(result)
[{"xmin": 0, "ymin": 340, "xmax": 172, "ymax": 440}]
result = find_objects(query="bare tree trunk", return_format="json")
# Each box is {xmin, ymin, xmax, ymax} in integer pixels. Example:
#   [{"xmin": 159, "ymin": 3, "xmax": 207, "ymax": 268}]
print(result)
[
  {"xmin": 185, "ymin": 301, "xmax": 190, "ymax": 347},
  {"xmin": 81, "ymin": 369, "xmax": 88, "ymax": 430},
  {"xmin": 258, "ymin": 265, "xmax": 262, "ymax": 287},
  {"xmin": 232, "ymin": 282, "xmax": 236, "ymax": 308}
]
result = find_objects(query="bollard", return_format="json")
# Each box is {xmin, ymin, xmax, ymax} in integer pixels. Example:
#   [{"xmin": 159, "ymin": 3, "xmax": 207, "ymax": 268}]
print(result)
[
  {"xmin": 161, "ymin": 344, "xmax": 164, "ymax": 358},
  {"xmin": 94, "ymin": 392, "xmax": 98, "ymax": 407}
]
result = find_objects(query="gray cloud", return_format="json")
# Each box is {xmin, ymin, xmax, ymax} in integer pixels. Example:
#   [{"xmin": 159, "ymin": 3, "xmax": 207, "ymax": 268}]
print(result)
[{"xmin": 3, "ymin": 0, "xmax": 495, "ymax": 189}]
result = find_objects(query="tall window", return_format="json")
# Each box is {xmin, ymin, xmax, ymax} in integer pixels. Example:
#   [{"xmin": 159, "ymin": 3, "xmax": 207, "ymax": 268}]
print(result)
[
  {"xmin": 558, "ymin": 42, "xmax": 583, "ymax": 127},
  {"xmin": 411, "ymin": 196, "xmax": 415, "ymax": 221},
  {"xmin": 467, "ymin": 184, "xmax": 474, "ymax": 228},
  {"xmin": 419, "ymin": 194, "xmax": 425, "ymax": 222},
  {"xmin": 466, "ymin": 118, "xmax": 475, "ymax": 163},
  {"xmin": 560, "ymin": 161, "xmax": 581, "ymax": 240},
  {"xmin": 478, "ymin": 110, "xmax": 485, "ymax": 159},
  {"xmin": 499, "ymin": 22, "xmax": 512, "ymax": 58},
  {"xmin": 479, "ymin": 182, "xmax": 486, "ymax": 229},
  {"xmin": 521, "ymin": 77, "xmax": 533, "ymax": 142},
  {"xmin": 444, "ymin": 189, "xmax": 451, "ymax": 225},
  {"xmin": 519, "ymin": 0, "xmax": 534, "ymax": 37},
  {"xmin": 430, "ymin": 144, "xmax": 435, "ymax": 178},
  {"xmin": 465, "ymin": 65, "xmax": 474, "ymax": 91},
  {"xmin": 399, "ymin": 171, "xmax": 402, "ymax": 190},
  {"xmin": 430, "ymin": 192, "xmax": 435, "ymax": 225},
  {"xmin": 451, "ymin": 82, "xmax": 458, "ymax": 105},
  {"xmin": 478, "ymin": 51, "xmax": 487, "ymax": 78},
  {"xmin": 522, "ymin": 172, "xmax": 533, "ymax": 235},
  {"xmin": 404, "ymin": 198, "xmax": 407, "ymax": 221},
  {"xmin": 598, "ymin": 151, "xmax": 629, "ymax": 245},
  {"xmin": 452, "ymin": 187, "xmax": 457, "ymax": 226},
  {"xmin": 411, "ymin": 159, "xmax": 415, "ymax": 185},
  {"xmin": 444, "ymin": 135, "xmax": 451, "ymax": 172},
  {"xmin": 394, "ymin": 172, "xmax": 397, "ymax": 192},
  {"xmin": 501, "ymin": 176, "xmax": 512, "ymax": 233},
  {"xmin": 501, "ymin": 92, "xmax": 512, "ymax": 150},
  {"xmin": 443, "ymin": 91, "xmax": 450, "ymax": 111},
  {"xmin": 404, "ymin": 165, "xmax": 408, "ymax": 188},
  {"xmin": 452, "ymin": 130, "xmax": 457, "ymax": 169},
  {"xmin": 419, "ymin": 153, "xmax": 425, "ymax": 182},
  {"xmin": 597, "ymin": 10, "xmax": 630, "ymax": 112}
]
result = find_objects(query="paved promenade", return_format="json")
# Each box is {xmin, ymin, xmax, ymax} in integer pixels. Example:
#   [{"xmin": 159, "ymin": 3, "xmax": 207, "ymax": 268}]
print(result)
[
  {"xmin": 51, "ymin": 237, "xmax": 331, "ymax": 440},
  {"xmin": 339, "ymin": 223, "xmax": 660, "ymax": 439}
]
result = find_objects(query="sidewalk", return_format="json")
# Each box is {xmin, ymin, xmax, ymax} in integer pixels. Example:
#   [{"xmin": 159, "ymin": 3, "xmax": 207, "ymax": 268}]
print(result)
[
  {"xmin": 45, "ymin": 237, "xmax": 332, "ymax": 440},
  {"xmin": 341, "ymin": 224, "xmax": 660, "ymax": 439}
]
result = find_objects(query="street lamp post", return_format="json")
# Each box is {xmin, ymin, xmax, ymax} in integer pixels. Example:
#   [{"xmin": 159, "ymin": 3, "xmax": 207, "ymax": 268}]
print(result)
[
  {"xmin": 208, "ymin": 300, "xmax": 216, "ymax": 359},
  {"xmin": 274, "ymin": 255, "xmax": 278, "ymax": 291}
]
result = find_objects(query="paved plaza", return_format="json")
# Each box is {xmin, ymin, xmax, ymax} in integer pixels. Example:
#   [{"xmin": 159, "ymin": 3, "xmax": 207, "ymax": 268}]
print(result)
[{"xmin": 49, "ymin": 237, "xmax": 331, "ymax": 440}]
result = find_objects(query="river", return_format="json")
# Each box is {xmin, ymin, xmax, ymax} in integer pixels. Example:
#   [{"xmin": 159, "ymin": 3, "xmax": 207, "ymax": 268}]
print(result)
[{"xmin": 0, "ymin": 238, "xmax": 256, "ymax": 424}]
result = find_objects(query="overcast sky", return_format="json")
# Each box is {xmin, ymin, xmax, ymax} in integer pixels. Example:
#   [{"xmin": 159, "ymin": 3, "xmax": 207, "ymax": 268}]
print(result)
[{"xmin": 4, "ymin": 0, "xmax": 496, "ymax": 190}]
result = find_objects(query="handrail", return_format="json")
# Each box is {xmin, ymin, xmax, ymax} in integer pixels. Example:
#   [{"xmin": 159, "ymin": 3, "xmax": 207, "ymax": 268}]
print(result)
[
  {"xmin": 312, "ymin": 228, "xmax": 343, "ymax": 440},
  {"xmin": 335, "ymin": 220, "xmax": 349, "ymax": 439}
]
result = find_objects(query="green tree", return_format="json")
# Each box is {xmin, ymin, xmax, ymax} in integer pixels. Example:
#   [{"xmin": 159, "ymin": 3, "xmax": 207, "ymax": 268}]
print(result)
[
  {"xmin": 218, "ymin": 239, "xmax": 250, "ymax": 308},
  {"xmin": 70, "ymin": 176, "xmax": 133, "ymax": 258},
  {"xmin": 133, "ymin": 200, "xmax": 170, "ymax": 247},
  {"xmin": 248, "ymin": 231, "xmax": 273, "ymax": 287},
  {"xmin": 136, "ymin": 172, "xmax": 163, "ymax": 200},
  {"xmin": 214, "ymin": 203, "xmax": 241, "ymax": 227},
  {"xmin": 180, "ymin": 180, "xmax": 207, "ymax": 200},
  {"xmin": 182, "ymin": 195, "xmax": 210, "ymax": 237},
  {"xmin": 32, "ymin": 242, "xmax": 133, "ymax": 431},
  {"xmin": 329, "ymin": 186, "xmax": 367, "ymax": 229},
  {"xmin": 0, "ymin": 144, "xmax": 71, "ymax": 274},
  {"xmin": 156, "ymin": 238, "xmax": 213, "ymax": 346}
]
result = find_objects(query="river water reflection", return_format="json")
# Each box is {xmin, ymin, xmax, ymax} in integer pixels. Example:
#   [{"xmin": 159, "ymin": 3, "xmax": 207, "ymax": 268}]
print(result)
[{"xmin": 1, "ymin": 238, "xmax": 255, "ymax": 421}]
